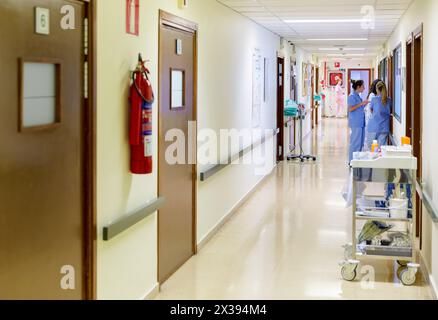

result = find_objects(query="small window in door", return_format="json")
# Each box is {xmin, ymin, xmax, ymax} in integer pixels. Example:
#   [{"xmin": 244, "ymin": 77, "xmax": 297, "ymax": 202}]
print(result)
[
  {"xmin": 19, "ymin": 58, "xmax": 61, "ymax": 132},
  {"xmin": 170, "ymin": 69, "xmax": 185, "ymax": 110}
]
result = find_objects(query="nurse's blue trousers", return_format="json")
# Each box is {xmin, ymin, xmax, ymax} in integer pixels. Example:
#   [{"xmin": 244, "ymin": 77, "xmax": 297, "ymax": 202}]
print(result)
[{"xmin": 349, "ymin": 127, "xmax": 365, "ymax": 163}]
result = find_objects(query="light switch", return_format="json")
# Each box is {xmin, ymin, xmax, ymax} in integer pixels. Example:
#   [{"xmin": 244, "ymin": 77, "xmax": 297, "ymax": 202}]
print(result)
[{"xmin": 35, "ymin": 7, "xmax": 50, "ymax": 35}]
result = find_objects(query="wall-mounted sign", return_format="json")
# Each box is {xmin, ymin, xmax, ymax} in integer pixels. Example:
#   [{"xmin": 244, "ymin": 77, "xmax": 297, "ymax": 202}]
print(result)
[
  {"xmin": 334, "ymin": 62, "xmax": 341, "ymax": 68},
  {"xmin": 35, "ymin": 7, "xmax": 50, "ymax": 35},
  {"xmin": 328, "ymin": 71, "xmax": 345, "ymax": 87},
  {"xmin": 176, "ymin": 39, "xmax": 183, "ymax": 55},
  {"xmin": 126, "ymin": 0, "xmax": 139, "ymax": 36}
]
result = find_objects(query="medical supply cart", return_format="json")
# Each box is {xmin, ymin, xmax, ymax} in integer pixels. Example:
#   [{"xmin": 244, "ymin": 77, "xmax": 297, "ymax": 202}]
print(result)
[{"xmin": 341, "ymin": 154, "xmax": 420, "ymax": 286}]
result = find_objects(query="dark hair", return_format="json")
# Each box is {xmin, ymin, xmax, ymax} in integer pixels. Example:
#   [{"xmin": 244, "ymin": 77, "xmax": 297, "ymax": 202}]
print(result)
[
  {"xmin": 368, "ymin": 79, "xmax": 382, "ymax": 99},
  {"xmin": 351, "ymin": 79, "xmax": 364, "ymax": 91}
]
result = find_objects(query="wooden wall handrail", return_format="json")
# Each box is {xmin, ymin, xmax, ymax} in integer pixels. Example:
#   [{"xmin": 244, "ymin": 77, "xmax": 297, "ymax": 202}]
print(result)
[
  {"xmin": 103, "ymin": 197, "xmax": 165, "ymax": 241},
  {"xmin": 416, "ymin": 180, "xmax": 438, "ymax": 223}
]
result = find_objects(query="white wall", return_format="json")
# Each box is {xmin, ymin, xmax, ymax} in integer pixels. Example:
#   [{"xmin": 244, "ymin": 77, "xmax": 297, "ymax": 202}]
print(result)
[
  {"xmin": 381, "ymin": 0, "xmax": 438, "ymax": 297},
  {"xmin": 96, "ymin": 0, "xmax": 279, "ymax": 299},
  {"xmin": 196, "ymin": 3, "xmax": 279, "ymax": 244}
]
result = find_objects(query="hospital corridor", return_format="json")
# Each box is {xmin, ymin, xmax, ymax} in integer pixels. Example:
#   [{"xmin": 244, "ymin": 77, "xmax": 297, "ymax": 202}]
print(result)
[
  {"xmin": 155, "ymin": 119, "xmax": 432, "ymax": 300},
  {"xmin": 1, "ymin": 0, "xmax": 438, "ymax": 308}
]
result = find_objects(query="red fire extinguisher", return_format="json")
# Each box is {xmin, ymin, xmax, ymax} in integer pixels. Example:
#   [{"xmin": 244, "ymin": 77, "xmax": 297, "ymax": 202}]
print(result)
[{"xmin": 129, "ymin": 54, "xmax": 154, "ymax": 174}]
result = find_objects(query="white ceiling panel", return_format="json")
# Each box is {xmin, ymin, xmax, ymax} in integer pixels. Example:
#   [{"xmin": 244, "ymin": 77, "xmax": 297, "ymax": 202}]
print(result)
[{"xmin": 217, "ymin": 0, "xmax": 414, "ymax": 58}]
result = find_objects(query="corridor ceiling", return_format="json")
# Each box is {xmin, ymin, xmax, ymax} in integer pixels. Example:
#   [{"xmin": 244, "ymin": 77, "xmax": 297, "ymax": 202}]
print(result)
[{"xmin": 217, "ymin": 0, "xmax": 414, "ymax": 59}]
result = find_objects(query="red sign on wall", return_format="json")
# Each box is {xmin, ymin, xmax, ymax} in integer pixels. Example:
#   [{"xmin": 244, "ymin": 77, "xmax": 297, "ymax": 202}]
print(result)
[
  {"xmin": 126, "ymin": 0, "xmax": 139, "ymax": 36},
  {"xmin": 334, "ymin": 62, "xmax": 341, "ymax": 68}
]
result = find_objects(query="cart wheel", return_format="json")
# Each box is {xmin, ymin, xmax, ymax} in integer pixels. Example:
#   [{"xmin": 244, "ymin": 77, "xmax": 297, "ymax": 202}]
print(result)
[
  {"xmin": 301, "ymin": 159, "xmax": 305, "ymax": 163},
  {"xmin": 399, "ymin": 268, "xmax": 416, "ymax": 286},
  {"xmin": 341, "ymin": 266, "xmax": 357, "ymax": 281},
  {"xmin": 396, "ymin": 266, "xmax": 405, "ymax": 279},
  {"xmin": 397, "ymin": 260, "xmax": 408, "ymax": 267},
  {"xmin": 313, "ymin": 157, "xmax": 317, "ymax": 161}
]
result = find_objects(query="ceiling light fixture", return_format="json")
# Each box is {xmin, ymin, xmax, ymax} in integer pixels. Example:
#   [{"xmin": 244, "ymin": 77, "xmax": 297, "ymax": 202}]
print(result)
[
  {"xmin": 327, "ymin": 53, "xmax": 365, "ymax": 57},
  {"xmin": 307, "ymin": 38, "xmax": 368, "ymax": 41},
  {"xmin": 318, "ymin": 48, "xmax": 365, "ymax": 51},
  {"xmin": 285, "ymin": 19, "xmax": 367, "ymax": 23}
]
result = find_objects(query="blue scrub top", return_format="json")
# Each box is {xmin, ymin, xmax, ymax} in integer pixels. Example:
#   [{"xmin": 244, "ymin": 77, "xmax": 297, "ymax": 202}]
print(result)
[
  {"xmin": 348, "ymin": 91, "xmax": 365, "ymax": 128},
  {"xmin": 368, "ymin": 96, "xmax": 392, "ymax": 133}
]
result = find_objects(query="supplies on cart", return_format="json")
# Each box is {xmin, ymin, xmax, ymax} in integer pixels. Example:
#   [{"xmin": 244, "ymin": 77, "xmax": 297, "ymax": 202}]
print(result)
[
  {"xmin": 358, "ymin": 220, "xmax": 394, "ymax": 244},
  {"xmin": 388, "ymin": 232, "xmax": 411, "ymax": 248},
  {"xmin": 284, "ymin": 99, "xmax": 299, "ymax": 117},
  {"xmin": 389, "ymin": 197, "xmax": 409, "ymax": 219},
  {"xmin": 381, "ymin": 145, "xmax": 412, "ymax": 158}
]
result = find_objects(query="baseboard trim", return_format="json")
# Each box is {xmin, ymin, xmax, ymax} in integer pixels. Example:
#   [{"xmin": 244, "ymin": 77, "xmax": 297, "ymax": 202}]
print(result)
[
  {"xmin": 140, "ymin": 283, "xmax": 160, "ymax": 300},
  {"xmin": 419, "ymin": 252, "xmax": 438, "ymax": 300},
  {"xmin": 196, "ymin": 165, "xmax": 276, "ymax": 251}
]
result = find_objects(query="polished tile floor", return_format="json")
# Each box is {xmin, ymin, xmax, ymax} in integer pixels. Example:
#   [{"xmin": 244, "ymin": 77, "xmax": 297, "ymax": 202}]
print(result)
[{"xmin": 156, "ymin": 118, "xmax": 433, "ymax": 300}]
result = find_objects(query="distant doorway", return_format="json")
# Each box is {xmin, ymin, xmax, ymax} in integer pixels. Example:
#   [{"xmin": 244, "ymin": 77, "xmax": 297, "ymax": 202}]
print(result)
[
  {"xmin": 348, "ymin": 69, "xmax": 371, "ymax": 99},
  {"xmin": 290, "ymin": 59, "xmax": 297, "ymax": 149},
  {"xmin": 277, "ymin": 57, "xmax": 285, "ymax": 162},
  {"xmin": 315, "ymin": 67, "xmax": 320, "ymax": 126}
]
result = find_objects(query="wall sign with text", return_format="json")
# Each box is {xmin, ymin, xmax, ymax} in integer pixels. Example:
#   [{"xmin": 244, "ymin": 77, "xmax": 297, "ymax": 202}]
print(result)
[{"xmin": 126, "ymin": 0, "xmax": 139, "ymax": 36}]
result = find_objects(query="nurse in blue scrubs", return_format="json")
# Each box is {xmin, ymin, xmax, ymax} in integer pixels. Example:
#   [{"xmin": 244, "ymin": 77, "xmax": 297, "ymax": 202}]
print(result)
[
  {"xmin": 367, "ymin": 81, "xmax": 392, "ymax": 148},
  {"xmin": 348, "ymin": 80, "xmax": 369, "ymax": 163}
]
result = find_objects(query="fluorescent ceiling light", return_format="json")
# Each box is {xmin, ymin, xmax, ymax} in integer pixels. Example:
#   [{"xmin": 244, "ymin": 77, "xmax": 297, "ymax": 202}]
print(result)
[
  {"xmin": 308, "ymin": 38, "xmax": 368, "ymax": 41},
  {"xmin": 327, "ymin": 53, "xmax": 364, "ymax": 57},
  {"xmin": 285, "ymin": 19, "xmax": 366, "ymax": 23},
  {"xmin": 319, "ymin": 48, "xmax": 365, "ymax": 51}
]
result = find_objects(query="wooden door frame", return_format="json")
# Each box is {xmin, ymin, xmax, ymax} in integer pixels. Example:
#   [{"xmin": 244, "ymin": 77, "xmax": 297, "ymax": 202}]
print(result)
[
  {"xmin": 276, "ymin": 56, "xmax": 285, "ymax": 162},
  {"xmin": 311, "ymin": 65, "xmax": 315, "ymax": 129},
  {"xmin": 290, "ymin": 59, "xmax": 297, "ymax": 146},
  {"xmin": 81, "ymin": 0, "xmax": 97, "ymax": 300},
  {"xmin": 315, "ymin": 67, "xmax": 319, "ymax": 126},
  {"xmin": 158, "ymin": 10, "xmax": 198, "ymax": 283},
  {"xmin": 347, "ymin": 68, "xmax": 372, "ymax": 95}
]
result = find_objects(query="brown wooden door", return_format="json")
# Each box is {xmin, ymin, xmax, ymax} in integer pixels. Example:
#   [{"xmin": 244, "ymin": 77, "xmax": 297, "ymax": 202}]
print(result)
[
  {"xmin": 0, "ymin": 0, "xmax": 87, "ymax": 299},
  {"xmin": 406, "ymin": 40, "xmax": 413, "ymax": 139},
  {"xmin": 277, "ymin": 57, "xmax": 285, "ymax": 162},
  {"xmin": 413, "ymin": 31, "xmax": 423, "ymax": 240},
  {"xmin": 158, "ymin": 12, "xmax": 197, "ymax": 283}
]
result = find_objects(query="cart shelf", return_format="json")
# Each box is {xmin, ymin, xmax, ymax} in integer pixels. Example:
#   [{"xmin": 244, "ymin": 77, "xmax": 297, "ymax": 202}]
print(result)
[
  {"xmin": 357, "ymin": 244, "xmax": 413, "ymax": 258},
  {"xmin": 355, "ymin": 214, "xmax": 412, "ymax": 223}
]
